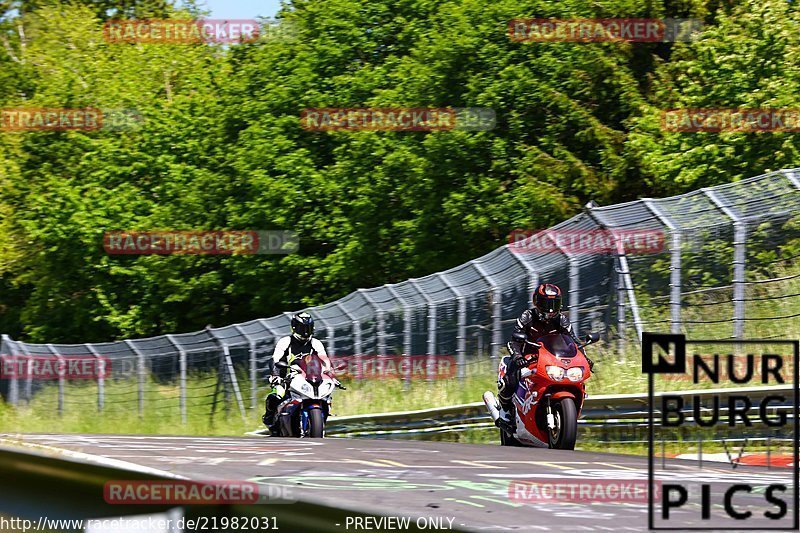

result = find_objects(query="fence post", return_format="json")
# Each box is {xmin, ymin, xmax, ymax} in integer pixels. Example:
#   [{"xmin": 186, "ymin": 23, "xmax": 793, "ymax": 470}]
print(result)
[
  {"xmin": 616, "ymin": 257, "xmax": 627, "ymax": 354},
  {"xmin": 473, "ymin": 261, "xmax": 503, "ymax": 358},
  {"xmin": 249, "ymin": 338, "xmax": 258, "ymax": 412},
  {"xmin": 585, "ymin": 207, "xmax": 644, "ymax": 345},
  {"xmin": 359, "ymin": 289, "xmax": 385, "ymax": 356},
  {"xmin": 85, "ymin": 344, "xmax": 105, "ymax": 412},
  {"xmin": 259, "ymin": 318, "xmax": 284, "ymax": 378},
  {"xmin": 731, "ymin": 223, "xmax": 747, "ymax": 339},
  {"xmin": 783, "ymin": 168, "xmax": 800, "ymax": 190},
  {"xmin": 353, "ymin": 320, "xmax": 363, "ymax": 356},
  {"xmin": 124, "ymin": 340, "xmax": 146, "ymax": 419},
  {"xmin": 334, "ymin": 303, "xmax": 362, "ymax": 355},
  {"xmin": 456, "ymin": 297, "xmax": 467, "ymax": 377},
  {"xmin": 403, "ymin": 307, "xmax": 412, "ymax": 383},
  {"xmin": 409, "ymin": 280, "xmax": 436, "ymax": 358},
  {"xmin": 326, "ymin": 324, "xmax": 336, "ymax": 359},
  {"xmin": 376, "ymin": 311, "xmax": 386, "ymax": 355},
  {"xmin": 47, "ymin": 344, "xmax": 64, "ymax": 416},
  {"xmin": 704, "ymin": 189, "xmax": 746, "ymax": 339},
  {"xmin": 543, "ymin": 230, "xmax": 581, "ymax": 333},
  {"xmin": 334, "ymin": 303, "xmax": 362, "ymax": 379},
  {"xmin": 232, "ymin": 325, "xmax": 257, "ymax": 411},
  {"xmin": 426, "ymin": 303, "xmax": 436, "ymax": 379},
  {"xmin": 353, "ymin": 320, "xmax": 362, "ymax": 377},
  {"xmin": 208, "ymin": 329, "xmax": 247, "ymax": 422},
  {"xmin": 1, "ymin": 335, "xmax": 19, "ymax": 406},
  {"xmin": 491, "ymin": 288, "xmax": 501, "ymax": 357},
  {"xmin": 643, "ymin": 199, "xmax": 683, "ymax": 334},
  {"xmin": 568, "ymin": 259, "xmax": 580, "ymax": 332},
  {"xmin": 410, "ymin": 280, "xmax": 437, "ymax": 380},
  {"xmin": 384, "ymin": 284, "xmax": 414, "ymax": 386},
  {"xmin": 509, "ymin": 249, "xmax": 542, "ymax": 349},
  {"xmin": 508, "ymin": 247, "xmax": 540, "ymax": 311},
  {"xmin": 17, "ymin": 343, "xmax": 33, "ymax": 403},
  {"xmin": 165, "ymin": 335, "xmax": 187, "ymax": 424},
  {"xmin": 440, "ymin": 274, "xmax": 467, "ymax": 378},
  {"xmin": 617, "ymin": 250, "xmax": 644, "ymax": 343}
]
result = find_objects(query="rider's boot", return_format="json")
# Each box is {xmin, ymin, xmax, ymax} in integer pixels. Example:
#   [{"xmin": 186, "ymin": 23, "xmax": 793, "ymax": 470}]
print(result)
[
  {"xmin": 263, "ymin": 394, "xmax": 280, "ymax": 428},
  {"xmin": 496, "ymin": 397, "xmax": 516, "ymax": 435},
  {"xmin": 496, "ymin": 375, "xmax": 517, "ymax": 435}
]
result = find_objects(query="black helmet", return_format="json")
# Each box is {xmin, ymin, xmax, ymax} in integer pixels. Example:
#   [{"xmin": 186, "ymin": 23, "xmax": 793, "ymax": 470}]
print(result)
[
  {"xmin": 533, "ymin": 283, "xmax": 562, "ymax": 320},
  {"xmin": 291, "ymin": 312, "xmax": 314, "ymax": 342}
]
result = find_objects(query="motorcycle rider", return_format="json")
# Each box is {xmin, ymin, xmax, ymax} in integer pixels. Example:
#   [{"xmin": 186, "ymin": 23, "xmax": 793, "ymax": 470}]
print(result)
[
  {"xmin": 262, "ymin": 312, "xmax": 333, "ymax": 427},
  {"xmin": 495, "ymin": 283, "xmax": 593, "ymax": 434}
]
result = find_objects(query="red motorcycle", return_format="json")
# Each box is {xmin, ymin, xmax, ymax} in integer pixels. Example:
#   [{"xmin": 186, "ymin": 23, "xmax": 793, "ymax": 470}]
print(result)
[{"xmin": 484, "ymin": 332, "xmax": 598, "ymax": 449}]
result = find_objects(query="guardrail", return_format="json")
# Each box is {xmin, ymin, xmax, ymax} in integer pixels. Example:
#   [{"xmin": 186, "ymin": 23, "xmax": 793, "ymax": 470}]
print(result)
[
  {"xmin": 0, "ymin": 444, "xmax": 446, "ymax": 532},
  {"xmin": 249, "ymin": 385, "xmax": 795, "ymax": 439}
]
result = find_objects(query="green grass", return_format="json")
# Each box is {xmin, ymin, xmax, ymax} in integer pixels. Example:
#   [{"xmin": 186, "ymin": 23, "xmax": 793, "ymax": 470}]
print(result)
[
  {"xmin": 0, "ymin": 373, "xmax": 252, "ymax": 436},
  {"xmin": 333, "ymin": 359, "xmax": 496, "ymax": 415}
]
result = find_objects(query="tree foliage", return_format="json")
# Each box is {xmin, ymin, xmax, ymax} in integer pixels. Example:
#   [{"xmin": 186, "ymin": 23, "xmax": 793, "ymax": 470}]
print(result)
[{"xmin": 0, "ymin": 0, "xmax": 797, "ymax": 341}]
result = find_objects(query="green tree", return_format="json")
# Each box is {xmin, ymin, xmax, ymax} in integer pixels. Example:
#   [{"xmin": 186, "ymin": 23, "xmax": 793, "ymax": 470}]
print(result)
[{"xmin": 629, "ymin": 0, "xmax": 800, "ymax": 194}]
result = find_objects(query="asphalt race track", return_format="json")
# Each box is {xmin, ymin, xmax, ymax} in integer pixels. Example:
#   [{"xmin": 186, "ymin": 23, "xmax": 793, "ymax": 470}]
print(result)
[{"xmin": 0, "ymin": 434, "xmax": 795, "ymax": 532}]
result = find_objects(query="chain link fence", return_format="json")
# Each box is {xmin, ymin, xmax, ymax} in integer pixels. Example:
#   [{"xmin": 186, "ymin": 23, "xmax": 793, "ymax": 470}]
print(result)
[{"xmin": 1, "ymin": 168, "xmax": 799, "ymax": 421}]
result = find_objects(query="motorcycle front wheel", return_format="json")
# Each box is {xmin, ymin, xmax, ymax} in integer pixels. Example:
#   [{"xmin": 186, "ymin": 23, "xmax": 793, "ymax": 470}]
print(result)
[
  {"xmin": 307, "ymin": 408, "xmax": 325, "ymax": 438},
  {"xmin": 548, "ymin": 398, "xmax": 578, "ymax": 450}
]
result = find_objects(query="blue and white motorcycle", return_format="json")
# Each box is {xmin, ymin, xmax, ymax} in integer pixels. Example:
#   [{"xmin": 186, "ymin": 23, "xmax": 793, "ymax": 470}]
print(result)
[{"xmin": 274, "ymin": 353, "xmax": 345, "ymax": 438}]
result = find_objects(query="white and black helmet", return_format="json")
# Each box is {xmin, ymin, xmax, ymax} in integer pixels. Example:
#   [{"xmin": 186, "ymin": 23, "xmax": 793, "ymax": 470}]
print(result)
[{"xmin": 291, "ymin": 312, "xmax": 315, "ymax": 342}]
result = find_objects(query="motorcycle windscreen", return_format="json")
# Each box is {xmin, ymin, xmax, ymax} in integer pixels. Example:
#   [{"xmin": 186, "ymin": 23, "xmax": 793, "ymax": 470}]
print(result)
[
  {"xmin": 538, "ymin": 334, "xmax": 578, "ymax": 358},
  {"xmin": 299, "ymin": 353, "xmax": 324, "ymax": 383}
]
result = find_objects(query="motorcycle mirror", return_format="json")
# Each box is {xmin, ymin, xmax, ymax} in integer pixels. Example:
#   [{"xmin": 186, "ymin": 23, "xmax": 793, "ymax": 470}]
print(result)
[{"xmin": 582, "ymin": 332, "xmax": 600, "ymax": 344}]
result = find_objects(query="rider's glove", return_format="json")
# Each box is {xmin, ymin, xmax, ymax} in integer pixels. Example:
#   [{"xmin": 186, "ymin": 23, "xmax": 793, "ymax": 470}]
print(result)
[
  {"xmin": 512, "ymin": 352, "xmax": 532, "ymax": 369},
  {"xmin": 268, "ymin": 375, "xmax": 282, "ymax": 387}
]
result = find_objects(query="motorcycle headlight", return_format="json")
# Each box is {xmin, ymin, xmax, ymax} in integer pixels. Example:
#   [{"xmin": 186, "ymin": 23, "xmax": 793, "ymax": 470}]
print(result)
[
  {"xmin": 566, "ymin": 367, "xmax": 584, "ymax": 382},
  {"xmin": 545, "ymin": 365, "xmax": 565, "ymax": 381}
]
